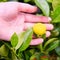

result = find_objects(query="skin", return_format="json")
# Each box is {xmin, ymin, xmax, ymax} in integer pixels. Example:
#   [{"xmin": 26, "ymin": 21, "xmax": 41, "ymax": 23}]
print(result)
[{"xmin": 0, "ymin": 2, "xmax": 54, "ymax": 45}]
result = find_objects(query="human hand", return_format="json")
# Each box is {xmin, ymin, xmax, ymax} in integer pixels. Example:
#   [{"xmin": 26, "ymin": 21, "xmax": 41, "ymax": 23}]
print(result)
[{"xmin": 0, "ymin": 2, "xmax": 53, "ymax": 45}]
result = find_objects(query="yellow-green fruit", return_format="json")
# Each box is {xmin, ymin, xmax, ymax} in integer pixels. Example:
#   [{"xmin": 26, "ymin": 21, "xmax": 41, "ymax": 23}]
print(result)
[{"xmin": 33, "ymin": 23, "xmax": 46, "ymax": 36}]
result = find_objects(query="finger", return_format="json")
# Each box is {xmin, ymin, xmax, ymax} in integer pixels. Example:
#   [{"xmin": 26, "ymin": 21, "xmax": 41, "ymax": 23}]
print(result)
[
  {"xmin": 30, "ymin": 31, "xmax": 51, "ymax": 45},
  {"xmin": 30, "ymin": 38, "xmax": 43, "ymax": 45},
  {"xmin": 45, "ymin": 24, "xmax": 54, "ymax": 30},
  {"xmin": 24, "ymin": 23, "xmax": 54, "ymax": 30},
  {"xmin": 24, "ymin": 14, "xmax": 51, "ymax": 22},
  {"xmin": 46, "ymin": 31, "xmax": 51, "ymax": 37},
  {"xmin": 18, "ymin": 2, "xmax": 37, "ymax": 13}
]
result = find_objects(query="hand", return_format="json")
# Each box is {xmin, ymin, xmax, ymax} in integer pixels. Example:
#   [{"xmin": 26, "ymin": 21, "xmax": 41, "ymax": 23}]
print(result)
[{"xmin": 0, "ymin": 2, "xmax": 53, "ymax": 45}]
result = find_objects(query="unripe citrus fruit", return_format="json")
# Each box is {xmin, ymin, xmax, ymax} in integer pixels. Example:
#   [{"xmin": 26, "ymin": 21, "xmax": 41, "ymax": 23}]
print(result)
[{"xmin": 33, "ymin": 23, "xmax": 46, "ymax": 36}]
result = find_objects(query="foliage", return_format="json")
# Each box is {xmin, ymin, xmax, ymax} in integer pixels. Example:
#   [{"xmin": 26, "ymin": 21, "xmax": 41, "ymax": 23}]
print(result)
[{"xmin": 0, "ymin": 0, "xmax": 60, "ymax": 60}]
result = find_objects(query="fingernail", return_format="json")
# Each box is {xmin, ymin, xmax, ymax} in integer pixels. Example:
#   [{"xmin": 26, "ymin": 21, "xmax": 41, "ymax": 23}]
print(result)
[
  {"xmin": 51, "ymin": 24, "xmax": 54, "ymax": 30},
  {"xmin": 46, "ymin": 31, "xmax": 51, "ymax": 37},
  {"xmin": 48, "ymin": 17, "xmax": 52, "ymax": 21}
]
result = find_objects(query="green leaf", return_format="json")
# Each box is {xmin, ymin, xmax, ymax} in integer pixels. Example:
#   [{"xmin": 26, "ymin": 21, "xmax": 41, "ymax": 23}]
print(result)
[
  {"xmin": 30, "ymin": 55, "xmax": 37, "ymax": 60},
  {"xmin": 18, "ymin": 52, "xmax": 24, "ymax": 60},
  {"xmin": 46, "ymin": 40, "xmax": 59, "ymax": 52},
  {"xmin": 10, "ymin": 33, "xmax": 18, "ymax": 47},
  {"xmin": 15, "ymin": 32, "xmax": 26, "ymax": 50},
  {"xmin": 34, "ymin": 0, "xmax": 50, "ymax": 16},
  {"xmin": 52, "ymin": 15, "xmax": 60, "ymax": 23},
  {"xmin": 52, "ymin": 0, "xmax": 60, "ymax": 23},
  {"xmin": 2, "ymin": 41, "xmax": 12, "ymax": 50},
  {"xmin": 55, "ymin": 47, "xmax": 60, "ymax": 56},
  {"xmin": 52, "ymin": 6, "xmax": 60, "ymax": 23},
  {"xmin": 24, "ymin": 52, "xmax": 30, "ymax": 60},
  {"xmin": 44, "ymin": 38, "xmax": 57, "ymax": 49},
  {"xmin": 24, "ymin": 0, "xmax": 31, "ymax": 2},
  {"xmin": 0, "ymin": 41, "xmax": 3, "ymax": 47},
  {"xmin": 11, "ymin": 51, "xmax": 18, "ymax": 60},
  {"xmin": 0, "ymin": 45, "xmax": 9, "ymax": 57},
  {"xmin": 30, "ymin": 53, "xmax": 40, "ymax": 60},
  {"xmin": 47, "ymin": 0, "xmax": 53, "ymax": 3},
  {"xmin": 52, "ymin": 0, "xmax": 60, "ymax": 11},
  {"xmin": 0, "ymin": 0, "xmax": 7, "ymax": 2},
  {"xmin": 51, "ymin": 28, "xmax": 60, "ymax": 37},
  {"xmin": 19, "ymin": 28, "xmax": 33, "ymax": 52},
  {"xmin": 52, "ymin": 6, "xmax": 60, "ymax": 19}
]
